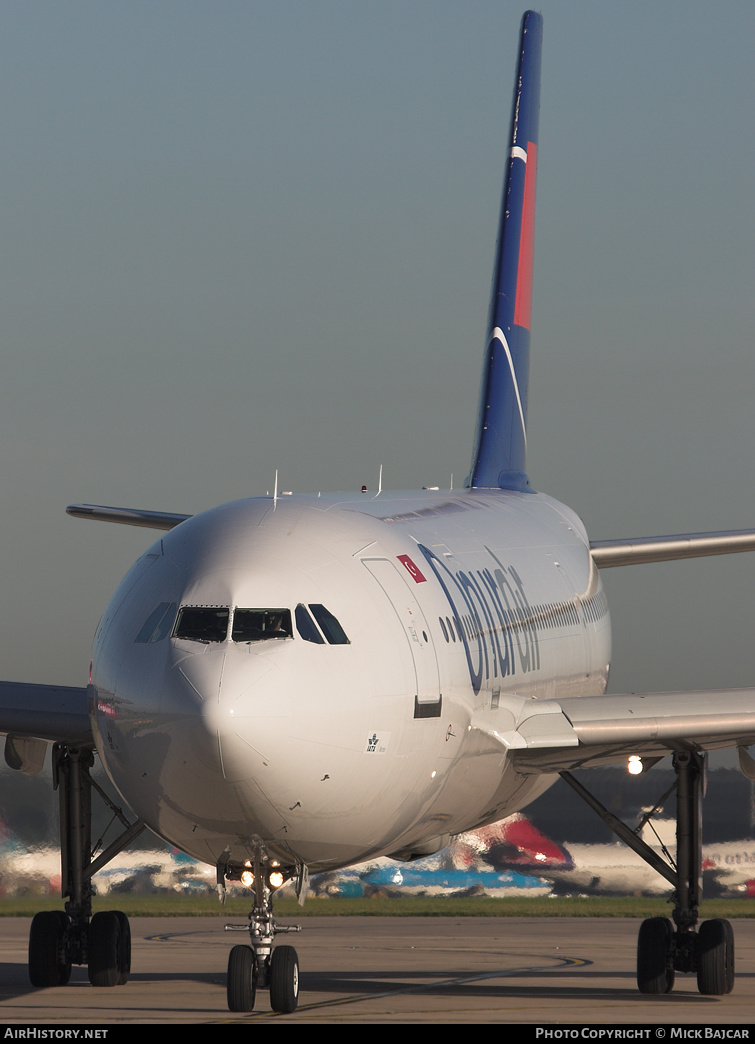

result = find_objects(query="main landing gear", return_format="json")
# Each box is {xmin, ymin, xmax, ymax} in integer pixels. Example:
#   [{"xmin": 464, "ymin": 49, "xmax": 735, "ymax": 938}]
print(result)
[
  {"xmin": 561, "ymin": 750, "xmax": 735, "ymax": 996},
  {"xmin": 26, "ymin": 744, "xmax": 144, "ymax": 989},
  {"xmin": 223, "ymin": 850, "xmax": 301, "ymax": 1013}
]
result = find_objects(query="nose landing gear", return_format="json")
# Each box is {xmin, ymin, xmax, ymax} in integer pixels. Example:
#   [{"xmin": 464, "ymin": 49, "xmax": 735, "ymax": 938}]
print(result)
[
  {"xmin": 223, "ymin": 851, "xmax": 301, "ymax": 1013},
  {"xmin": 227, "ymin": 941, "xmax": 300, "ymax": 1014}
]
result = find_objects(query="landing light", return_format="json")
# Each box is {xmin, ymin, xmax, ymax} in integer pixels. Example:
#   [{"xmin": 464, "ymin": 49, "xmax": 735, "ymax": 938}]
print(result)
[
  {"xmin": 268, "ymin": 871, "xmax": 284, "ymax": 889},
  {"xmin": 628, "ymin": 756, "xmax": 643, "ymax": 775},
  {"xmin": 240, "ymin": 870, "xmax": 254, "ymax": 888}
]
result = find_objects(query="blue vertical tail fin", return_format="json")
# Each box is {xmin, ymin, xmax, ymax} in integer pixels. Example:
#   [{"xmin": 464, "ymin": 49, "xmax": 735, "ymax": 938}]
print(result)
[{"xmin": 467, "ymin": 10, "xmax": 542, "ymax": 491}]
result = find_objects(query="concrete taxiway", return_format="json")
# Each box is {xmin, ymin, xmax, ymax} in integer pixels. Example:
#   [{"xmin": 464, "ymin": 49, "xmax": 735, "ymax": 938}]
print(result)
[{"xmin": 0, "ymin": 916, "xmax": 754, "ymax": 1024}]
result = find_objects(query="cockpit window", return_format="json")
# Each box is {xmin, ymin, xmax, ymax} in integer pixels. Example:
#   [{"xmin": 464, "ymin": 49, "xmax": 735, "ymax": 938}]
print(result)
[
  {"xmin": 168, "ymin": 604, "xmax": 344, "ymax": 645},
  {"xmin": 232, "ymin": 609, "xmax": 292, "ymax": 642},
  {"xmin": 135, "ymin": 602, "xmax": 177, "ymax": 644},
  {"xmin": 173, "ymin": 607, "xmax": 229, "ymax": 642},
  {"xmin": 295, "ymin": 604, "xmax": 325, "ymax": 644},
  {"xmin": 308, "ymin": 604, "xmax": 350, "ymax": 645}
]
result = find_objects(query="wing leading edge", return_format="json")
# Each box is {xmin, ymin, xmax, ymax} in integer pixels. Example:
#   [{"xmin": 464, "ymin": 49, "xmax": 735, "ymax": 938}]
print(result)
[
  {"xmin": 0, "ymin": 681, "xmax": 91, "ymax": 746},
  {"xmin": 481, "ymin": 689, "xmax": 755, "ymax": 774},
  {"xmin": 66, "ymin": 504, "xmax": 191, "ymax": 531},
  {"xmin": 590, "ymin": 529, "xmax": 755, "ymax": 568}
]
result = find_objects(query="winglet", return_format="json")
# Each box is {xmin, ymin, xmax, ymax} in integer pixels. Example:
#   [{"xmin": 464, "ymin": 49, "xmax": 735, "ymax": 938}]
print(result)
[{"xmin": 468, "ymin": 10, "xmax": 542, "ymax": 491}]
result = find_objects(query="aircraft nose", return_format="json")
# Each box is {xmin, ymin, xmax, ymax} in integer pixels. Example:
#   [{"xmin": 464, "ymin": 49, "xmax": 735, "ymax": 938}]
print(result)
[
  {"xmin": 197, "ymin": 646, "xmax": 293, "ymax": 784},
  {"xmin": 171, "ymin": 642, "xmax": 227, "ymax": 704}
]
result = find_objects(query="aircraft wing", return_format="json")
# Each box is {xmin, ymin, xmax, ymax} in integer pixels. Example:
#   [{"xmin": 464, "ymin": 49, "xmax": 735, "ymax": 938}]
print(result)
[
  {"xmin": 499, "ymin": 689, "xmax": 755, "ymax": 773},
  {"xmin": 0, "ymin": 681, "xmax": 92, "ymax": 746},
  {"xmin": 590, "ymin": 529, "xmax": 755, "ymax": 568},
  {"xmin": 66, "ymin": 504, "xmax": 191, "ymax": 531}
]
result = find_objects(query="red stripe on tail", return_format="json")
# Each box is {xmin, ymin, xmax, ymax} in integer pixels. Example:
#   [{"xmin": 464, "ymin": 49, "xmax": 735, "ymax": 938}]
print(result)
[{"xmin": 513, "ymin": 142, "xmax": 538, "ymax": 330}]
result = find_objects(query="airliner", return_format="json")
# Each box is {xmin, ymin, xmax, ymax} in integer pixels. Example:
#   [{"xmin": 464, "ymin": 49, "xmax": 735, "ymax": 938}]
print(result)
[
  {"xmin": 540, "ymin": 831, "xmax": 755, "ymax": 901},
  {"xmin": 313, "ymin": 814, "xmax": 568, "ymax": 898},
  {"xmin": 3, "ymin": 9, "xmax": 755, "ymax": 1011},
  {"xmin": 486, "ymin": 818, "xmax": 755, "ymax": 901}
]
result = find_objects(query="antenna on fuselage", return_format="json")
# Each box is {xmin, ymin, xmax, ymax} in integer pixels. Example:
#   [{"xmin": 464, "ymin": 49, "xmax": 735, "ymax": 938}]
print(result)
[
  {"xmin": 273, "ymin": 469, "xmax": 278, "ymax": 509},
  {"xmin": 372, "ymin": 464, "xmax": 383, "ymax": 499}
]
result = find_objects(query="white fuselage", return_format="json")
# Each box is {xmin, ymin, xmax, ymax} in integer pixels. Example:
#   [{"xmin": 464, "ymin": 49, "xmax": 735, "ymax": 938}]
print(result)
[{"xmin": 89, "ymin": 487, "xmax": 611, "ymax": 873}]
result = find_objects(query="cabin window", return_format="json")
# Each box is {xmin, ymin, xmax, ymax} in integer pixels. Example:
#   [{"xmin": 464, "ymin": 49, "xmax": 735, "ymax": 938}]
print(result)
[
  {"xmin": 135, "ymin": 602, "xmax": 177, "ymax": 643},
  {"xmin": 232, "ymin": 609, "xmax": 292, "ymax": 642},
  {"xmin": 173, "ymin": 607, "xmax": 229, "ymax": 642}
]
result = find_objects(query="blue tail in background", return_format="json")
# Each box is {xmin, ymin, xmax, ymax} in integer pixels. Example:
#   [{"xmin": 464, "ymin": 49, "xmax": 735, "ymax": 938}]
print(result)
[{"xmin": 467, "ymin": 10, "xmax": 542, "ymax": 491}]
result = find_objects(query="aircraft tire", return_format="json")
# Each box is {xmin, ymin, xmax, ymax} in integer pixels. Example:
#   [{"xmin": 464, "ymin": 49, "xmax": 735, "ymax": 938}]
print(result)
[
  {"xmin": 227, "ymin": 945, "xmax": 256, "ymax": 1012},
  {"xmin": 114, "ymin": 911, "xmax": 131, "ymax": 985},
  {"xmin": 28, "ymin": 910, "xmax": 71, "ymax": 988},
  {"xmin": 697, "ymin": 918, "xmax": 735, "ymax": 995},
  {"xmin": 88, "ymin": 910, "xmax": 121, "ymax": 987},
  {"xmin": 637, "ymin": 917, "xmax": 674, "ymax": 994},
  {"xmin": 269, "ymin": 945, "xmax": 299, "ymax": 1014}
]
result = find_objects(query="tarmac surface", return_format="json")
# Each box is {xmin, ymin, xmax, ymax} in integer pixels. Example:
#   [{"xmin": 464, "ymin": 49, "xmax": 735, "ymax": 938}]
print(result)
[{"xmin": 0, "ymin": 915, "xmax": 754, "ymax": 1025}]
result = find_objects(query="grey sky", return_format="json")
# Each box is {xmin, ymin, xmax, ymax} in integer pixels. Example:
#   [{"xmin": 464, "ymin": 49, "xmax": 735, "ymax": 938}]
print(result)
[{"xmin": 0, "ymin": 0, "xmax": 753, "ymax": 721}]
